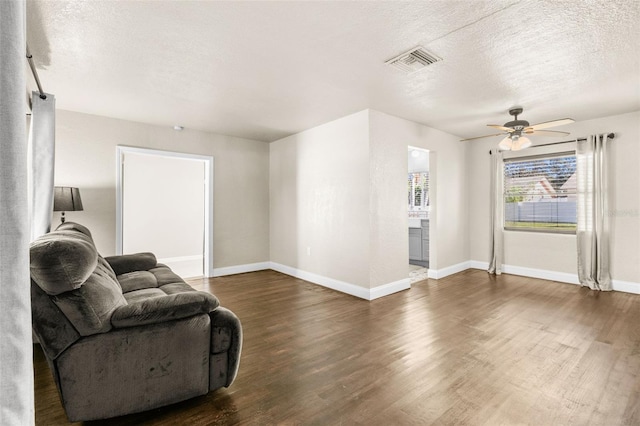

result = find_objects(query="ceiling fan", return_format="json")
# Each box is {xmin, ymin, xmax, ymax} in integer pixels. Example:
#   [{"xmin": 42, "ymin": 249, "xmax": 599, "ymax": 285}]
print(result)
[{"xmin": 460, "ymin": 107, "xmax": 575, "ymax": 151}]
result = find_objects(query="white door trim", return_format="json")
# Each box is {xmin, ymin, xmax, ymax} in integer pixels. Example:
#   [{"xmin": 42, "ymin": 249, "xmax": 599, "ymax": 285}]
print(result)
[{"xmin": 116, "ymin": 145, "xmax": 214, "ymax": 278}]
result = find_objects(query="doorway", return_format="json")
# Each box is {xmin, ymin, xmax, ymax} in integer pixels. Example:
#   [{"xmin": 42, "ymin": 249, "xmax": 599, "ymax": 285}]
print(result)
[
  {"xmin": 116, "ymin": 146, "xmax": 214, "ymax": 278},
  {"xmin": 408, "ymin": 147, "xmax": 429, "ymax": 283}
]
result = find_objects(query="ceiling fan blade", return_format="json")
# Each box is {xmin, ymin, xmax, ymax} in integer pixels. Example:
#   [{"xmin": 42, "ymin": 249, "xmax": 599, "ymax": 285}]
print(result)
[
  {"xmin": 487, "ymin": 124, "xmax": 515, "ymax": 132},
  {"xmin": 459, "ymin": 132, "xmax": 508, "ymax": 142},
  {"xmin": 526, "ymin": 118, "xmax": 574, "ymax": 131},
  {"xmin": 524, "ymin": 129, "xmax": 571, "ymax": 136}
]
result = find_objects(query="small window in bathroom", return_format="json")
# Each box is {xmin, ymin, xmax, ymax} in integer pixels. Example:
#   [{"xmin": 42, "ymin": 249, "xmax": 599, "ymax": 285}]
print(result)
[
  {"xmin": 408, "ymin": 147, "xmax": 429, "ymax": 219},
  {"xmin": 408, "ymin": 172, "xmax": 429, "ymax": 210}
]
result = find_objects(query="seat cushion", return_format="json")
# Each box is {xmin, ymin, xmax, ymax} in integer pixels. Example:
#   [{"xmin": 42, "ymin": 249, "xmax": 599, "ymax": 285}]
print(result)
[
  {"xmin": 149, "ymin": 266, "xmax": 187, "ymax": 286},
  {"xmin": 124, "ymin": 288, "xmax": 166, "ymax": 304},
  {"xmin": 118, "ymin": 271, "xmax": 158, "ymax": 293}
]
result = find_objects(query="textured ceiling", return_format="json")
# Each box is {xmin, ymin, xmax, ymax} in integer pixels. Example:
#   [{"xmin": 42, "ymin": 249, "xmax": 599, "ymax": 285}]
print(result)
[{"xmin": 27, "ymin": 0, "xmax": 640, "ymax": 142}]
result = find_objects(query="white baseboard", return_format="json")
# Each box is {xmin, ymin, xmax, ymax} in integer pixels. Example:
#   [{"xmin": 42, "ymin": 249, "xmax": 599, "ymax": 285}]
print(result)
[
  {"xmin": 157, "ymin": 255, "xmax": 202, "ymax": 263},
  {"xmin": 468, "ymin": 260, "xmax": 640, "ymax": 295},
  {"xmin": 504, "ymin": 265, "xmax": 580, "ymax": 285},
  {"xmin": 158, "ymin": 255, "xmax": 203, "ymax": 279},
  {"xmin": 209, "ymin": 259, "xmax": 640, "ymax": 298},
  {"xmin": 369, "ymin": 278, "xmax": 411, "ymax": 300},
  {"xmin": 269, "ymin": 262, "xmax": 370, "ymax": 300},
  {"xmin": 468, "ymin": 260, "xmax": 581, "ymax": 285},
  {"xmin": 428, "ymin": 261, "xmax": 472, "ymax": 279},
  {"xmin": 469, "ymin": 260, "xmax": 489, "ymax": 270},
  {"xmin": 269, "ymin": 262, "xmax": 410, "ymax": 300},
  {"xmin": 213, "ymin": 262, "xmax": 270, "ymax": 277},
  {"xmin": 612, "ymin": 279, "xmax": 640, "ymax": 294}
]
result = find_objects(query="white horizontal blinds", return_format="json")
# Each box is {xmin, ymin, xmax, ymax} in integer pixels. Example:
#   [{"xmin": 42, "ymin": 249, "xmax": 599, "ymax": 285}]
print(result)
[
  {"xmin": 503, "ymin": 152, "xmax": 577, "ymax": 231},
  {"xmin": 408, "ymin": 172, "xmax": 429, "ymax": 209},
  {"xmin": 576, "ymin": 151, "xmax": 593, "ymax": 232}
]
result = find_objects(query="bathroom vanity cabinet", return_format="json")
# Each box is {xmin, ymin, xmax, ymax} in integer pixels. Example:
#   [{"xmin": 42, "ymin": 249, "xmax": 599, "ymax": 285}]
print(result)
[{"xmin": 409, "ymin": 219, "xmax": 429, "ymax": 267}]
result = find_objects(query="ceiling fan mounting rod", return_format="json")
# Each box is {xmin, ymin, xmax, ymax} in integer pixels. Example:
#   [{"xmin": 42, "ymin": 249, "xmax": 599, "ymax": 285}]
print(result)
[
  {"xmin": 505, "ymin": 107, "xmax": 529, "ymax": 129},
  {"xmin": 509, "ymin": 107, "xmax": 523, "ymax": 119}
]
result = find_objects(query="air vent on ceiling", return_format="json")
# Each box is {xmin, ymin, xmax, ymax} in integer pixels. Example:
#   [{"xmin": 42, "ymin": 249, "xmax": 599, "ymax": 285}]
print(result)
[{"xmin": 385, "ymin": 46, "xmax": 442, "ymax": 73}]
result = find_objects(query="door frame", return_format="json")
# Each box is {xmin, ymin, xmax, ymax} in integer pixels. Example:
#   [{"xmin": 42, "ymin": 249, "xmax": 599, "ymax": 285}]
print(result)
[
  {"xmin": 407, "ymin": 145, "xmax": 433, "ymax": 271},
  {"xmin": 116, "ymin": 145, "xmax": 214, "ymax": 277}
]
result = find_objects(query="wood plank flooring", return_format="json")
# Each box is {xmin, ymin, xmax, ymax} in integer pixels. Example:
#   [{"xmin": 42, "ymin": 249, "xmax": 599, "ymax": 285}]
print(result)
[{"xmin": 34, "ymin": 269, "xmax": 640, "ymax": 425}]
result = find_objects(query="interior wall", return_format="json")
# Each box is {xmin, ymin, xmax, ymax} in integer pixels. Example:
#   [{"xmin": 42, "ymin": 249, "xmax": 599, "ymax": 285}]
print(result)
[
  {"xmin": 369, "ymin": 110, "xmax": 468, "ymax": 277},
  {"xmin": 269, "ymin": 110, "xmax": 371, "ymax": 289},
  {"xmin": 467, "ymin": 110, "xmax": 640, "ymax": 284},
  {"xmin": 122, "ymin": 152, "xmax": 205, "ymax": 274},
  {"xmin": 270, "ymin": 109, "xmax": 468, "ymax": 292},
  {"xmin": 53, "ymin": 109, "xmax": 270, "ymax": 269},
  {"xmin": 368, "ymin": 112, "xmax": 408, "ymax": 288}
]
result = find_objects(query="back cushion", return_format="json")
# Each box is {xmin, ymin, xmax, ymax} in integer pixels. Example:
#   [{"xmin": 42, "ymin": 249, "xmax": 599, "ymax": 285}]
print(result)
[
  {"xmin": 55, "ymin": 221, "xmax": 93, "ymax": 239},
  {"xmin": 52, "ymin": 263, "xmax": 127, "ymax": 336},
  {"xmin": 97, "ymin": 255, "xmax": 121, "ymax": 290},
  {"xmin": 30, "ymin": 230, "xmax": 98, "ymax": 295},
  {"xmin": 30, "ymin": 228, "xmax": 127, "ymax": 336}
]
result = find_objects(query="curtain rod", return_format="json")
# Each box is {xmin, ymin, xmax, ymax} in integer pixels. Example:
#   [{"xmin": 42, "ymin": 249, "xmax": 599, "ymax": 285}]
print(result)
[
  {"xmin": 26, "ymin": 44, "xmax": 46, "ymax": 100},
  {"xmin": 489, "ymin": 133, "xmax": 615, "ymax": 154},
  {"xmin": 530, "ymin": 133, "xmax": 615, "ymax": 149}
]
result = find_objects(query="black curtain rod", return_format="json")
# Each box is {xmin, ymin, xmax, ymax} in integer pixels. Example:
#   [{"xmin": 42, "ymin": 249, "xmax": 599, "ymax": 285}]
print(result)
[
  {"xmin": 489, "ymin": 133, "xmax": 615, "ymax": 154},
  {"xmin": 531, "ymin": 133, "xmax": 615, "ymax": 148},
  {"xmin": 26, "ymin": 44, "xmax": 46, "ymax": 100}
]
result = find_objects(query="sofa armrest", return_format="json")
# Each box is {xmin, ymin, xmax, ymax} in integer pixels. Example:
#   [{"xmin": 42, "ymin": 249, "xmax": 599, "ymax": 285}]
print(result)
[
  {"xmin": 111, "ymin": 292, "xmax": 219, "ymax": 328},
  {"xmin": 209, "ymin": 307, "xmax": 242, "ymax": 387},
  {"xmin": 104, "ymin": 252, "xmax": 157, "ymax": 276}
]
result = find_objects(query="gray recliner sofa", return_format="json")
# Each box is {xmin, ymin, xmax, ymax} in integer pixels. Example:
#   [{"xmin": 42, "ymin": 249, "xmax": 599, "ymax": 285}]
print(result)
[{"xmin": 30, "ymin": 222, "xmax": 242, "ymax": 422}]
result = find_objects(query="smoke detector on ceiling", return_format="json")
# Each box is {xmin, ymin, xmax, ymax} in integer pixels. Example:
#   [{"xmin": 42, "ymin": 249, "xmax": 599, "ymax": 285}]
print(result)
[{"xmin": 386, "ymin": 46, "xmax": 442, "ymax": 73}]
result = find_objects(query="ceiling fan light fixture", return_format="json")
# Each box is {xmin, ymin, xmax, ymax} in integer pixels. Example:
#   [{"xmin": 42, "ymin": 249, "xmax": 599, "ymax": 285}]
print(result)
[
  {"xmin": 517, "ymin": 136, "xmax": 532, "ymax": 150},
  {"xmin": 511, "ymin": 136, "xmax": 531, "ymax": 151},
  {"xmin": 462, "ymin": 107, "xmax": 574, "ymax": 151},
  {"xmin": 498, "ymin": 136, "xmax": 512, "ymax": 151}
]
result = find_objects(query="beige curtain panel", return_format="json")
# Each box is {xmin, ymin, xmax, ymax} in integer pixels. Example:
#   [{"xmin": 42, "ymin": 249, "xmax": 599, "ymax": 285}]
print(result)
[
  {"xmin": 28, "ymin": 91, "xmax": 56, "ymax": 241},
  {"xmin": 0, "ymin": 0, "xmax": 36, "ymax": 424},
  {"xmin": 576, "ymin": 134, "xmax": 612, "ymax": 291},
  {"xmin": 488, "ymin": 150, "xmax": 504, "ymax": 275}
]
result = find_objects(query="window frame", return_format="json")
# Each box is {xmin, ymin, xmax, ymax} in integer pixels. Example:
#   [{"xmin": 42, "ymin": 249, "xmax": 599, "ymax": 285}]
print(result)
[
  {"xmin": 408, "ymin": 171, "xmax": 429, "ymax": 211},
  {"xmin": 503, "ymin": 150, "xmax": 577, "ymax": 235}
]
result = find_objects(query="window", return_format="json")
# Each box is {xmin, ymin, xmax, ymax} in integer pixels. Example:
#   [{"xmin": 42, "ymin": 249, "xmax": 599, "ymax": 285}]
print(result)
[
  {"xmin": 504, "ymin": 152, "xmax": 576, "ymax": 233},
  {"xmin": 408, "ymin": 172, "xmax": 429, "ymax": 214}
]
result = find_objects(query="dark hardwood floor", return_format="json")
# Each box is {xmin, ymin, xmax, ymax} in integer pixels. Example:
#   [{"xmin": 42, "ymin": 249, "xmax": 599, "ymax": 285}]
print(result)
[{"xmin": 35, "ymin": 269, "xmax": 640, "ymax": 425}]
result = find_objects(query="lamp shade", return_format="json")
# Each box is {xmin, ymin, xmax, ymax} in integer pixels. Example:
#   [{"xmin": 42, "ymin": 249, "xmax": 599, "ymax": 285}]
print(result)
[{"xmin": 53, "ymin": 187, "xmax": 83, "ymax": 212}]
